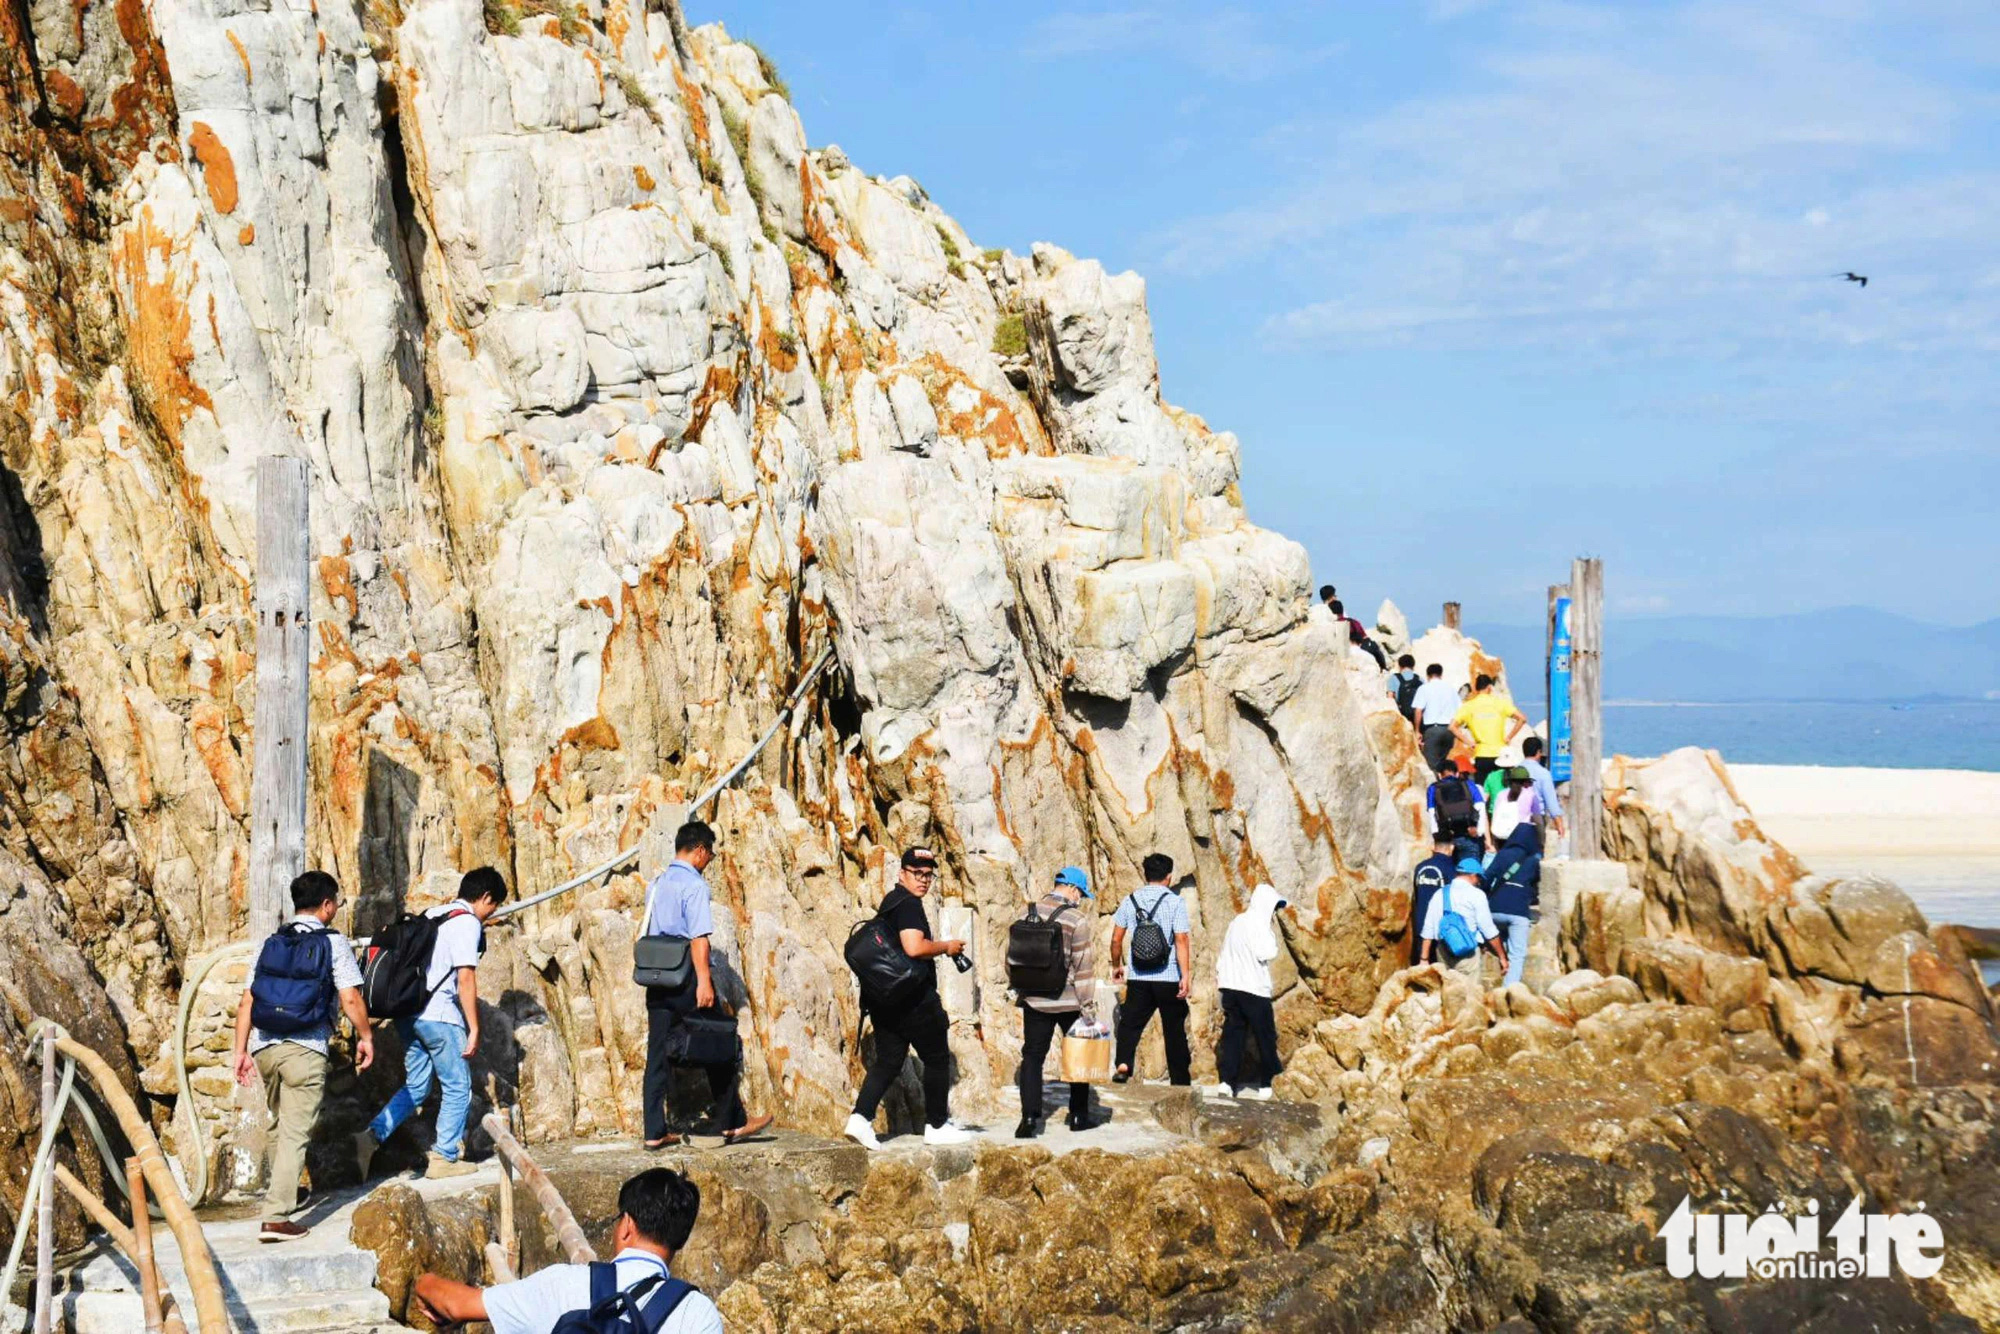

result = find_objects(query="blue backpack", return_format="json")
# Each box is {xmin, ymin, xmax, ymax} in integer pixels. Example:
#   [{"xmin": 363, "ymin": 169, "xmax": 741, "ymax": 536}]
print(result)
[
  {"xmin": 249, "ymin": 923, "xmax": 336, "ymax": 1035},
  {"xmin": 550, "ymin": 1262, "xmax": 697, "ymax": 1334},
  {"xmin": 1436, "ymin": 884, "xmax": 1480, "ymax": 958}
]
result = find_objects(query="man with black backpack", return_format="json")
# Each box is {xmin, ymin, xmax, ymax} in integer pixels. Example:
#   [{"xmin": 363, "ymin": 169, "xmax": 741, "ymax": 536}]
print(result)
[
  {"xmin": 412, "ymin": 1166, "xmax": 722, "ymax": 1334},
  {"xmin": 1408, "ymin": 832, "xmax": 1457, "ymax": 968},
  {"xmin": 356, "ymin": 866, "xmax": 508, "ymax": 1179},
  {"xmin": 1425, "ymin": 759, "xmax": 1487, "ymax": 844},
  {"xmin": 1109, "ymin": 853, "xmax": 1192, "ymax": 1087},
  {"xmin": 1388, "ymin": 654, "xmax": 1422, "ymax": 724},
  {"xmin": 845, "ymin": 847, "xmax": 969, "ymax": 1150},
  {"xmin": 1012, "ymin": 866, "xmax": 1101, "ymax": 1139},
  {"xmin": 229, "ymin": 871, "xmax": 373, "ymax": 1242}
]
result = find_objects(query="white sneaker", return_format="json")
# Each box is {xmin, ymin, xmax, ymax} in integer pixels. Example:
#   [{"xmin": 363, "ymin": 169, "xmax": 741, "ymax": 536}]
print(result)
[
  {"xmin": 923, "ymin": 1122, "xmax": 973, "ymax": 1146},
  {"xmin": 1238, "ymin": 1087, "xmax": 1274, "ymax": 1102},
  {"xmin": 843, "ymin": 1114, "xmax": 882, "ymax": 1151},
  {"xmin": 1206, "ymin": 1083, "xmax": 1235, "ymax": 1099}
]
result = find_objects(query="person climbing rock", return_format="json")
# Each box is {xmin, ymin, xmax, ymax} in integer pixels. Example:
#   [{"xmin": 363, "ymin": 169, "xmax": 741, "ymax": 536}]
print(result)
[
  {"xmin": 1450, "ymin": 674, "xmax": 1527, "ymax": 782},
  {"xmin": 1410, "ymin": 663, "xmax": 1461, "ymax": 774},
  {"xmin": 846, "ymin": 848, "xmax": 969, "ymax": 1149},
  {"xmin": 1486, "ymin": 764, "xmax": 1540, "ymax": 846},
  {"xmin": 1408, "ymin": 833, "xmax": 1457, "ymax": 968},
  {"xmin": 1015, "ymin": 866, "xmax": 1103, "ymax": 1138},
  {"xmin": 1485, "ymin": 824, "xmax": 1543, "ymax": 989},
  {"xmin": 357, "ymin": 866, "xmax": 507, "ymax": 1180},
  {"xmin": 230, "ymin": 870, "xmax": 372, "ymax": 1242},
  {"xmin": 1520, "ymin": 736, "xmax": 1567, "ymax": 844},
  {"xmin": 1388, "ymin": 654, "xmax": 1423, "ymax": 723},
  {"xmin": 1325, "ymin": 597, "xmax": 1388, "ymax": 670},
  {"xmin": 1419, "ymin": 859, "xmax": 1506, "ymax": 984},
  {"xmin": 1426, "ymin": 759, "xmax": 1487, "ymax": 843},
  {"xmin": 1110, "ymin": 853, "xmax": 1193, "ymax": 1087},
  {"xmin": 1211, "ymin": 884, "xmax": 1290, "ymax": 1101}
]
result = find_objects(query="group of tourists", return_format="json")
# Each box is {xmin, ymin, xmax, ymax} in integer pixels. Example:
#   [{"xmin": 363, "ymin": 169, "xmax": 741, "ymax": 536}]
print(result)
[{"xmin": 841, "ymin": 847, "xmax": 1291, "ymax": 1147}]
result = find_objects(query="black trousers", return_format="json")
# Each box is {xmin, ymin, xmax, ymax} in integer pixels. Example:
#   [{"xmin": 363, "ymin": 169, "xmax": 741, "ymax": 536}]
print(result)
[
  {"xmin": 1019, "ymin": 1006, "xmax": 1091, "ymax": 1121},
  {"xmin": 854, "ymin": 991, "xmax": 952, "ymax": 1129},
  {"xmin": 1113, "ymin": 981, "xmax": 1191, "ymax": 1084},
  {"xmin": 1217, "ymin": 988, "xmax": 1281, "ymax": 1091},
  {"xmin": 643, "ymin": 1004, "xmax": 743, "ymax": 1139},
  {"xmin": 1420, "ymin": 725, "xmax": 1455, "ymax": 774},
  {"xmin": 1473, "ymin": 755, "xmax": 1499, "ymax": 783}
]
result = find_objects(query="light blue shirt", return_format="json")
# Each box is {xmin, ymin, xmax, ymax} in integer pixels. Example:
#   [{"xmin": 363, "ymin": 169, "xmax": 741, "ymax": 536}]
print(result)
[
  {"xmin": 1112, "ymin": 884, "xmax": 1191, "ymax": 982},
  {"xmin": 1524, "ymin": 758, "xmax": 1564, "ymax": 820},
  {"xmin": 644, "ymin": 860, "xmax": 715, "ymax": 939},
  {"xmin": 482, "ymin": 1248, "xmax": 721, "ymax": 1334}
]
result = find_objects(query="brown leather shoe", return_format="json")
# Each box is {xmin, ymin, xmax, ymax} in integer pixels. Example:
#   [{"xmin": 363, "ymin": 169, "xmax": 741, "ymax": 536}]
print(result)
[
  {"xmin": 259, "ymin": 1220, "xmax": 308, "ymax": 1244},
  {"xmin": 722, "ymin": 1113, "xmax": 773, "ymax": 1144},
  {"xmin": 643, "ymin": 1134, "xmax": 683, "ymax": 1150}
]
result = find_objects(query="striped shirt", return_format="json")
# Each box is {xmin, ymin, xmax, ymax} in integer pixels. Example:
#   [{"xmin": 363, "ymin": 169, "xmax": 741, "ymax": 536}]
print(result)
[{"xmin": 1022, "ymin": 893, "xmax": 1099, "ymax": 1016}]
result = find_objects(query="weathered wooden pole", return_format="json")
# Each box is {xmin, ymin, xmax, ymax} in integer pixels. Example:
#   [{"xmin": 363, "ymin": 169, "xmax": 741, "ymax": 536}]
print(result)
[
  {"xmin": 248, "ymin": 456, "xmax": 311, "ymax": 942},
  {"xmin": 1442, "ymin": 601, "xmax": 1461, "ymax": 632},
  {"xmin": 127, "ymin": 1158, "xmax": 165, "ymax": 1334},
  {"xmin": 481, "ymin": 1112, "xmax": 596, "ymax": 1264},
  {"xmin": 1569, "ymin": 558, "xmax": 1604, "ymax": 859},
  {"xmin": 33, "ymin": 1030, "xmax": 54, "ymax": 1334}
]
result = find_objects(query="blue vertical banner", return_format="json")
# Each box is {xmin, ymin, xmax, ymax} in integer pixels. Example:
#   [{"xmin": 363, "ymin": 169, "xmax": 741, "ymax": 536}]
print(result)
[{"xmin": 1549, "ymin": 597, "xmax": 1574, "ymax": 783}]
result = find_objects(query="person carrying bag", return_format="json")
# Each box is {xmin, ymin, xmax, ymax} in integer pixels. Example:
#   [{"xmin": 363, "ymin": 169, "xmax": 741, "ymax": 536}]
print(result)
[
  {"xmin": 1014, "ymin": 866, "xmax": 1104, "ymax": 1139},
  {"xmin": 636, "ymin": 821, "xmax": 772, "ymax": 1149}
]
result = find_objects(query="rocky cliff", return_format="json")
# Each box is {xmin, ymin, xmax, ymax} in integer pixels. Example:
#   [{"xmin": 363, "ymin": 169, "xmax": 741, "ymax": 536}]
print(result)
[{"xmin": 0, "ymin": 0, "xmax": 1428, "ymax": 1208}]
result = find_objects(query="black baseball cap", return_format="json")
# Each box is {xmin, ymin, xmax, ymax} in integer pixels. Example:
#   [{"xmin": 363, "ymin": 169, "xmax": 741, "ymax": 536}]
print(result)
[{"xmin": 900, "ymin": 847, "xmax": 938, "ymax": 870}]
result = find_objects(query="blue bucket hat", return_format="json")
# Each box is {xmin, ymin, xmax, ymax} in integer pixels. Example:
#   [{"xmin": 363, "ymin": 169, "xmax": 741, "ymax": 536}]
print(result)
[
  {"xmin": 1455, "ymin": 858, "xmax": 1485, "ymax": 876},
  {"xmin": 1054, "ymin": 865, "xmax": 1093, "ymax": 898}
]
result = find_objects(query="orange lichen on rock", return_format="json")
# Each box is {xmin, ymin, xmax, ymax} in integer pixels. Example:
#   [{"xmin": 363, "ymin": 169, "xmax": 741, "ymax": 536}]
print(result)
[
  {"xmin": 237, "ymin": 223, "xmax": 254, "ymax": 245},
  {"xmin": 111, "ymin": 203, "xmax": 216, "ymax": 449},
  {"xmin": 226, "ymin": 30, "xmax": 252, "ymax": 82},
  {"xmin": 186, "ymin": 123, "xmax": 239, "ymax": 213},
  {"xmin": 319, "ymin": 554, "xmax": 357, "ymax": 617},
  {"xmin": 632, "ymin": 164, "xmax": 655, "ymax": 192}
]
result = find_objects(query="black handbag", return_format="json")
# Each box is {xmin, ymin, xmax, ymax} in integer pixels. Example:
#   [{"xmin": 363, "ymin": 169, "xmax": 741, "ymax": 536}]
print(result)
[
  {"xmin": 664, "ymin": 1013, "xmax": 742, "ymax": 1065},
  {"xmin": 632, "ymin": 933, "xmax": 693, "ymax": 991}
]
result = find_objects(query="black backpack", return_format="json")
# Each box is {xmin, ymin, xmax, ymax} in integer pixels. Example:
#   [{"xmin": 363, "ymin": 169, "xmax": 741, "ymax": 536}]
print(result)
[
  {"xmin": 1006, "ymin": 901, "xmax": 1070, "ymax": 997},
  {"xmin": 1394, "ymin": 673, "xmax": 1421, "ymax": 722},
  {"xmin": 1432, "ymin": 778, "xmax": 1478, "ymax": 839},
  {"xmin": 549, "ymin": 1262, "xmax": 697, "ymax": 1334},
  {"xmin": 1128, "ymin": 893, "xmax": 1172, "ymax": 974},
  {"xmin": 361, "ymin": 907, "xmax": 472, "ymax": 1020},
  {"xmin": 844, "ymin": 908, "xmax": 929, "ymax": 1011},
  {"xmin": 249, "ymin": 923, "xmax": 336, "ymax": 1035}
]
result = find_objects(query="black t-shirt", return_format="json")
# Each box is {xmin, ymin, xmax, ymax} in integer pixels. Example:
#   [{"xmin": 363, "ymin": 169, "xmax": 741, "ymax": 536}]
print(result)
[{"xmin": 877, "ymin": 887, "xmax": 937, "ymax": 986}]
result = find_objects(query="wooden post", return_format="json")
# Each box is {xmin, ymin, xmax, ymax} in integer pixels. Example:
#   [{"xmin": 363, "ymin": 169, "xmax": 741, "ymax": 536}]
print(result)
[
  {"xmin": 248, "ymin": 455, "xmax": 311, "ymax": 942},
  {"xmin": 33, "ymin": 1030, "xmax": 54, "ymax": 1334},
  {"xmin": 1569, "ymin": 558, "xmax": 1604, "ymax": 860},
  {"xmin": 481, "ymin": 1112, "xmax": 596, "ymax": 1264},
  {"xmin": 127, "ymin": 1158, "xmax": 164, "ymax": 1334},
  {"xmin": 1442, "ymin": 601, "xmax": 1461, "ymax": 632}
]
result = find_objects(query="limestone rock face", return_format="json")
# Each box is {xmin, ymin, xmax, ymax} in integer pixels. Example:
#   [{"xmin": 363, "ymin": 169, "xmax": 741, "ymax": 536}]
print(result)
[{"xmin": 0, "ymin": 0, "xmax": 1434, "ymax": 1195}]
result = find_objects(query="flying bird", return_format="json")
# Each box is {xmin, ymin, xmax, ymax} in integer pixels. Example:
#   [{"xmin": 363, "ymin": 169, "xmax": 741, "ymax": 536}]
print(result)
[{"xmin": 1837, "ymin": 272, "xmax": 1868, "ymax": 287}]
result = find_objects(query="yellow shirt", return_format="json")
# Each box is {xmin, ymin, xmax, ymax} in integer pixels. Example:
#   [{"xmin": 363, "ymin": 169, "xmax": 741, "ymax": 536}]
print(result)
[{"xmin": 1453, "ymin": 691, "xmax": 1520, "ymax": 757}]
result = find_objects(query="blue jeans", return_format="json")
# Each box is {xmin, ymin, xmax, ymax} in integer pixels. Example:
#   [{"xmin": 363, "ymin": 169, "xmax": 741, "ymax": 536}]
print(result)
[
  {"xmin": 1493, "ymin": 912, "xmax": 1533, "ymax": 988},
  {"xmin": 368, "ymin": 1019, "xmax": 471, "ymax": 1160}
]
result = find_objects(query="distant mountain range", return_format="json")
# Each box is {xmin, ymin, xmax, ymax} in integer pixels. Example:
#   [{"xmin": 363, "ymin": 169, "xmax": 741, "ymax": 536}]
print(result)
[{"xmin": 1462, "ymin": 607, "xmax": 2000, "ymax": 703}]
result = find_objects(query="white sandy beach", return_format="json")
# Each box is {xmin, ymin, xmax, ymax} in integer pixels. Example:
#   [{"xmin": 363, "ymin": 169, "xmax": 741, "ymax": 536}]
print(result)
[{"xmin": 1727, "ymin": 764, "xmax": 2000, "ymax": 928}]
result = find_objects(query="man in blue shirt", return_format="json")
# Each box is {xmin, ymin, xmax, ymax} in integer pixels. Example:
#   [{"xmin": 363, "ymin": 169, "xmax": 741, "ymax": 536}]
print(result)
[
  {"xmin": 1408, "ymin": 833, "xmax": 1457, "ymax": 967},
  {"xmin": 1520, "ymin": 736, "xmax": 1567, "ymax": 843},
  {"xmin": 1109, "ymin": 853, "xmax": 1193, "ymax": 1086},
  {"xmin": 640, "ymin": 820, "xmax": 773, "ymax": 1148}
]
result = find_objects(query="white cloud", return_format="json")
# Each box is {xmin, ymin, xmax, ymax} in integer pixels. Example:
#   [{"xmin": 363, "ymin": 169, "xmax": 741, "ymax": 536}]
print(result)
[{"xmin": 1150, "ymin": 1, "xmax": 2000, "ymax": 369}]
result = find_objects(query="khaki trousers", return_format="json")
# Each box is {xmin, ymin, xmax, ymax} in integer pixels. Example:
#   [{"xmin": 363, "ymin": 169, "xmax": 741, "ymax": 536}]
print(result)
[{"xmin": 254, "ymin": 1043, "xmax": 327, "ymax": 1218}]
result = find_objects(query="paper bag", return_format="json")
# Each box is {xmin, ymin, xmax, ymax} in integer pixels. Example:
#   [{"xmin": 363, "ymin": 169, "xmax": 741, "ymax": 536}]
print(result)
[{"xmin": 1059, "ymin": 1031, "xmax": 1113, "ymax": 1084}]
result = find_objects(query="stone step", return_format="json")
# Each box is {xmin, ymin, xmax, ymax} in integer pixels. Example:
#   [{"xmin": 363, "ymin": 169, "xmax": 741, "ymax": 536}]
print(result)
[
  {"xmin": 65, "ymin": 1285, "xmax": 393, "ymax": 1334},
  {"xmin": 65, "ymin": 1240, "xmax": 380, "ymax": 1304}
]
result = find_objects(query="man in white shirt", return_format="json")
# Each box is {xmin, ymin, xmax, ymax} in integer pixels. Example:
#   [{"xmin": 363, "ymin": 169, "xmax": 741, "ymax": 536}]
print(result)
[
  {"xmin": 1418, "ymin": 859, "xmax": 1509, "ymax": 984},
  {"xmin": 358, "ymin": 867, "xmax": 507, "ymax": 1179},
  {"xmin": 229, "ymin": 870, "xmax": 373, "ymax": 1242},
  {"xmin": 1409, "ymin": 664, "xmax": 1463, "ymax": 774},
  {"xmin": 413, "ymin": 1167, "xmax": 723, "ymax": 1334}
]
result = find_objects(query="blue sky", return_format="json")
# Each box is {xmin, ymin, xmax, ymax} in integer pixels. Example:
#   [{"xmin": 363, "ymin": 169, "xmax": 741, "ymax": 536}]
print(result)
[{"xmin": 691, "ymin": 1, "xmax": 2000, "ymax": 627}]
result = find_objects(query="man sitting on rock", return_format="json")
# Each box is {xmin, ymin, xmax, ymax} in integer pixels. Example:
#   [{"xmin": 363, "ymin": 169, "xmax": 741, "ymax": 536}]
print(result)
[
  {"xmin": 413, "ymin": 1167, "xmax": 722, "ymax": 1334},
  {"xmin": 1418, "ymin": 859, "xmax": 1507, "ymax": 984}
]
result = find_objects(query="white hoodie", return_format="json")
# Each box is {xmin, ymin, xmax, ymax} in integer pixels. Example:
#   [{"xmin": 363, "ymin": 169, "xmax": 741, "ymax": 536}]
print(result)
[{"xmin": 1216, "ymin": 884, "xmax": 1287, "ymax": 997}]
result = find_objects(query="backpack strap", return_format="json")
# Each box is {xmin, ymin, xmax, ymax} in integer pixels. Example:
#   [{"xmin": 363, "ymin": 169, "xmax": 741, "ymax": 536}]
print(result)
[
  {"xmin": 635, "ymin": 1277, "xmax": 697, "ymax": 1333},
  {"xmin": 585, "ymin": 1261, "xmax": 618, "ymax": 1310},
  {"xmin": 1134, "ymin": 893, "xmax": 1161, "ymax": 926}
]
